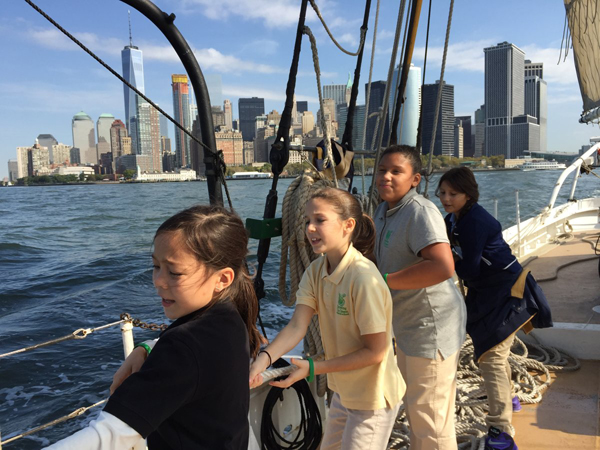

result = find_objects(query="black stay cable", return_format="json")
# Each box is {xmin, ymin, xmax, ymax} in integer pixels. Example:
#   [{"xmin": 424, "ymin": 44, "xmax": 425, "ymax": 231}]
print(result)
[
  {"xmin": 252, "ymin": 0, "xmax": 309, "ymax": 307},
  {"xmin": 415, "ymin": 0, "xmax": 433, "ymax": 155},
  {"xmin": 260, "ymin": 359, "xmax": 323, "ymax": 450}
]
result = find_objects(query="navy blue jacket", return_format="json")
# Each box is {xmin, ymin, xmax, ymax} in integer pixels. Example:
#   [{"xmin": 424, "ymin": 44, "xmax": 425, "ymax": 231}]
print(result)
[{"xmin": 445, "ymin": 203, "xmax": 552, "ymax": 359}]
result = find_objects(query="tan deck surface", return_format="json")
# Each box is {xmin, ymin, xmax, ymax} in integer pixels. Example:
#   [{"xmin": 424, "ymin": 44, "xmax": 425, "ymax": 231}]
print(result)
[
  {"xmin": 525, "ymin": 230, "xmax": 600, "ymax": 325},
  {"xmin": 512, "ymin": 360, "xmax": 600, "ymax": 449}
]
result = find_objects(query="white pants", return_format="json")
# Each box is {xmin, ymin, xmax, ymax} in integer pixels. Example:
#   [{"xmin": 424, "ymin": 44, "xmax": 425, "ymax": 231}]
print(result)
[{"xmin": 319, "ymin": 392, "xmax": 400, "ymax": 450}]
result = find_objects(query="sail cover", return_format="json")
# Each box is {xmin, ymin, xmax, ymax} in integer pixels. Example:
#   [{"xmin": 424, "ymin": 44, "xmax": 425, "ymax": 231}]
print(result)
[{"xmin": 564, "ymin": 0, "xmax": 600, "ymax": 121}]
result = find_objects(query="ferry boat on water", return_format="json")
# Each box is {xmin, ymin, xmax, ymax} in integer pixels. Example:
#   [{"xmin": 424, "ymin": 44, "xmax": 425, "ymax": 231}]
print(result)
[{"xmin": 520, "ymin": 160, "xmax": 567, "ymax": 171}]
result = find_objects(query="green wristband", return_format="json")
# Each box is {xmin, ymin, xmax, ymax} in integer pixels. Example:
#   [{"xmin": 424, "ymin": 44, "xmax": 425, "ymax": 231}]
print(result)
[
  {"xmin": 383, "ymin": 273, "xmax": 389, "ymax": 285},
  {"xmin": 305, "ymin": 357, "xmax": 314, "ymax": 383},
  {"xmin": 134, "ymin": 342, "xmax": 152, "ymax": 355}
]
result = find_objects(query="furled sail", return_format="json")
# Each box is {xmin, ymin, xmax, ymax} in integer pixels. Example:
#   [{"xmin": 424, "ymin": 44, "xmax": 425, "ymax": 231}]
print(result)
[{"xmin": 563, "ymin": 0, "xmax": 600, "ymax": 123}]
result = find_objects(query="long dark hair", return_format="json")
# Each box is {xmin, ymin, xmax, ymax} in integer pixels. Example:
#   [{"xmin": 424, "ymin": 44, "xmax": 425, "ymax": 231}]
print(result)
[
  {"xmin": 436, "ymin": 167, "xmax": 480, "ymax": 215},
  {"xmin": 155, "ymin": 205, "xmax": 261, "ymax": 358},
  {"xmin": 310, "ymin": 187, "xmax": 376, "ymax": 258}
]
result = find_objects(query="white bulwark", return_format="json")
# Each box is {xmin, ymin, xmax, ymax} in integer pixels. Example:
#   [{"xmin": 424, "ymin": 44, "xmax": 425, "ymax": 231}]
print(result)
[{"xmin": 135, "ymin": 165, "xmax": 196, "ymax": 181}]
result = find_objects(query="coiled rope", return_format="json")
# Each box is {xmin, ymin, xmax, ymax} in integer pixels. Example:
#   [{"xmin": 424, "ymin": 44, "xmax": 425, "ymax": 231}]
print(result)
[
  {"xmin": 387, "ymin": 334, "xmax": 580, "ymax": 449},
  {"xmin": 260, "ymin": 358, "xmax": 323, "ymax": 450}
]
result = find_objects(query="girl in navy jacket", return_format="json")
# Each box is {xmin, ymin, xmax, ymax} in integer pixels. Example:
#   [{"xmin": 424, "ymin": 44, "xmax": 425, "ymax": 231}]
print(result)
[{"xmin": 437, "ymin": 167, "xmax": 551, "ymax": 450}]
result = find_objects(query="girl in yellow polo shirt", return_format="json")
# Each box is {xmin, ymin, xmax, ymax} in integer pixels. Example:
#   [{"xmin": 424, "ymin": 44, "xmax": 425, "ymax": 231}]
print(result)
[{"xmin": 250, "ymin": 187, "xmax": 404, "ymax": 450}]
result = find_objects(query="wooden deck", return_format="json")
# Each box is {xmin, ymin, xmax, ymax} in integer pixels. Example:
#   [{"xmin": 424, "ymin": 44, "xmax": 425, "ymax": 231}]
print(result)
[
  {"xmin": 512, "ymin": 359, "xmax": 600, "ymax": 449},
  {"xmin": 525, "ymin": 230, "xmax": 600, "ymax": 325}
]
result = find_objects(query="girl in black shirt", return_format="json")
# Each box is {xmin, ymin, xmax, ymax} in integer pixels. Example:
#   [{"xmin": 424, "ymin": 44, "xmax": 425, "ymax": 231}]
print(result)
[{"xmin": 46, "ymin": 205, "xmax": 261, "ymax": 450}]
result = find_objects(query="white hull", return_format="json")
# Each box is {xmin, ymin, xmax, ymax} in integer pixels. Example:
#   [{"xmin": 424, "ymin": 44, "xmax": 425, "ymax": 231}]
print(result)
[{"xmin": 503, "ymin": 145, "xmax": 600, "ymax": 360}]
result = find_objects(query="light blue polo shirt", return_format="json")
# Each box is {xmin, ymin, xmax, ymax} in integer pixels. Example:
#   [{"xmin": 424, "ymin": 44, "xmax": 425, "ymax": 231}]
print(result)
[{"xmin": 374, "ymin": 188, "xmax": 466, "ymax": 360}]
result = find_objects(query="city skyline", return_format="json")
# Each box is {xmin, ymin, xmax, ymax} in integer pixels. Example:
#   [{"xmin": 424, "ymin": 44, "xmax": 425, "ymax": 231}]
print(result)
[{"xmin": 0, "ymin": 0, "xmax": 594, "ymax": 178}]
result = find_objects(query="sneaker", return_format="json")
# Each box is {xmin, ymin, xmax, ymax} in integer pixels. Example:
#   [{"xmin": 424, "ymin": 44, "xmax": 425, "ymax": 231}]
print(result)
[
  {"xmin": 484, "ymin": 426, "xmax": 518, "ymax": 450},
  {"xmin": 512, "ymin": 396, "xmax": 522, "ymax": 413}
]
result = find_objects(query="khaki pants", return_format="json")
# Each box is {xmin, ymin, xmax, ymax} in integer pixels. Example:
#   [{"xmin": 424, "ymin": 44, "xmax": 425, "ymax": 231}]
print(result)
[
  {"xmin": 320, "ymin": 392, "xmax": 400, "ymax": 450},
  {"xmin": 397, "ymin": 348, "xmax": 459, "ymax": 450},
  {"xmin": 478, "ymin": 332, "xmax": 516, "ymax": 435}
]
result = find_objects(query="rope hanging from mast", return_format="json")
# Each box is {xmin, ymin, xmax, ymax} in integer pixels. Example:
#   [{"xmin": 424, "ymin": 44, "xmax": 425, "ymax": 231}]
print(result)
[{"xmin": 422, "ymin": 0, "xmax": 455, "ymax": 199}]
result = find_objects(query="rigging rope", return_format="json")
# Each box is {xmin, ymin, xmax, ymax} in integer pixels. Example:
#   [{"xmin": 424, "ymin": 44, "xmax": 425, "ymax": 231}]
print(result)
[
  {"xmin": 0, "ymin": 400, "xmax": 108, "ymax": 447},
  {"xmin": 367, "ymin": 0, "xmax": 409, "ymax": 214},
  {"xmin": 303, "ymin": 26, "xmax": 338, "ymax": 188},
  {"xmin": 415, "ymin": 0, "xmax": 432, "ymax": 155},
  {"xmin": 360, "ymin": 0, "xmax": 381, "ymax": 195},
  {"xmin": 308, "ymin": 0, "xmax": 366, "ymax": 57},
  {"xmin": 0, "ymin": 319, "xmax": 128, "ymax": 359},
  {"xmin": 422, "ymin": 0, "xmax": 454, "ymax": 199},
  {"xmin": 22, "ymin": 0, "xmax": 233, "ymax": 209}
]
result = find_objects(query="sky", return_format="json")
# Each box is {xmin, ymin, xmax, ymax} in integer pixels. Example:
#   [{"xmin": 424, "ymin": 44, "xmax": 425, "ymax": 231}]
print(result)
[{"xmin": 1, "ymin": 0, "xmax": 597, "ymax": 179}]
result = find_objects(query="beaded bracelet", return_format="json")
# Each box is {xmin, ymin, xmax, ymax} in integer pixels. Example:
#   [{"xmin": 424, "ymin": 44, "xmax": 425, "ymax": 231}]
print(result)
[
  {"xmin": 305, "ymin": 357, "xmax": 314, "ymax": 383},
  {"xmin": 259, "ymin": 349, "xmax": 272, "ymax": 367}
]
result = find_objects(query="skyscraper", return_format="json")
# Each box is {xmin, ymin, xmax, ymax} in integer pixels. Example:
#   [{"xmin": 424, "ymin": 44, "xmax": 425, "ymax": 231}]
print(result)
[
  {"xmin": 474, "ymin": 105, "xmax": 485, "ymax": 157},
  {"xmin": 121, "ymin": 28, "xmax": 144, "ymax": 148},
  {"xmin": 37, "ymin": 134, "xmax": 58, "ymax": 163},
  {"xmin": 364, "ymin": 81, "xmax": 390, "ymax": 150},
  {"xmin": 8, "ymin": 160, "xmax": 18, "ymax": 182},
  {"xmin": 172, "ymin": 74, "xmax": 192, "ymax": 167},
  {"xmin": 524, "ymin": 61, "xmax": 547, "ymax": 152},
  {"xmin": 159, "ymin": 113, "xmax": 169, "ymax": 139},
  {"xmin": 422, "ymin": 81, "xmax": 455, "ymax": 156},
  {"xmin": 389, "ymin": 64, "xmax": 421, "ymax": 147},
  {"xmin": 484, "ymin": 42, "xmax": 525, "ymax": 157},
  {"xmin": 239, "ymin": 97, "xmax": 265, "ymax": 142},
  {"xmin": 323, "ymin": 82, "xmax": 349, "ymax": 108},
  {"xmin": 137, "ymin": 101, "xmax": 162, "ymax": 172},
  {"xmin": 297, "ymin": 101, "xmax": 308, "ymax": 114},
  {"xmin": 455, "ymin": 116, "xmax": 473, "ymax": 157},
  {"xmin": 337, "ymin": 105, "xmax": 366, "ymax": 150},
  {"xmin": 72, "ymin": 111, "xmax": 96, "ymax": 164},
  {"xmin": 110, "ymin": 119, "xmax": 129, "ymax": 160},
  {"xmin": 97, "ymin": 113, "xmax": 115, "ymax": 160},
  {"xmin": 224, "ymin": 99, "xmax": 233, "ymax": 130},
  {"xmin": 205, "ymin": 74, "xmax": 223, "ymax": 108}
]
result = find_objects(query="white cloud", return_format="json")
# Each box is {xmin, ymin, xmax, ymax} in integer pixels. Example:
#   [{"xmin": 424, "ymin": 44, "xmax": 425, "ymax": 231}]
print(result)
[
  {"xmin": 23, "ymin": 26, "xmax": 285, "ymax": 75},
  {"xmin": 412, "ymin": 39, "xmax": 494, "ymax": 73},
  {"xmin": 26, "ymin": 27, "xmax": 123, "ymax": 56},
  {"xmin": 179, "ymin": 0, "xmax": 306, "ymax": 28}
]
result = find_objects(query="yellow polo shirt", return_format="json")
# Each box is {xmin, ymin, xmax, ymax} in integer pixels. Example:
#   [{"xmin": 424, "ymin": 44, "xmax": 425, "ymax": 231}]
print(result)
[{"xmin": 296, "ymin": 244, "xmax": 404, "ymax": 410}]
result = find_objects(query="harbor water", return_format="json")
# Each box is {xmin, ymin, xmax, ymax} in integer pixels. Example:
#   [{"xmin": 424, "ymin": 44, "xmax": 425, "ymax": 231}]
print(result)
[{"xmin": 1, "ymin": 170, "xmax": 599, "ymax": 447}]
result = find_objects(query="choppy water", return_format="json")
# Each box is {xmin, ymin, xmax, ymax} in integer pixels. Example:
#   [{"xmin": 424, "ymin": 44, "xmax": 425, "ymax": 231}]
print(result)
[{"xmin": 0, "ymin": 171, "xmax": 598, "ymax": 447}]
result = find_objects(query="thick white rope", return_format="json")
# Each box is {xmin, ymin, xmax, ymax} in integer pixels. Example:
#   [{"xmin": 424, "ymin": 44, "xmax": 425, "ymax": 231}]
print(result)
[{"xmin": 303, "ymin": 26, "xmax": 338, "ymax": 188}]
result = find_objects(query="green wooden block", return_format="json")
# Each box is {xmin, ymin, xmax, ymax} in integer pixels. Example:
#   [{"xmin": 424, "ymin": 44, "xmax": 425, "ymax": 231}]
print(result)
[{"xmin": 245, "ymin": 217, "xmax": 283, "ymax": 239}]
